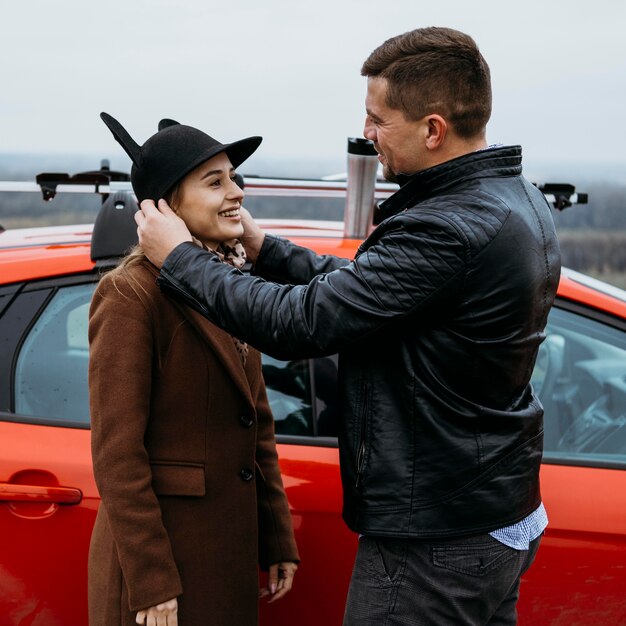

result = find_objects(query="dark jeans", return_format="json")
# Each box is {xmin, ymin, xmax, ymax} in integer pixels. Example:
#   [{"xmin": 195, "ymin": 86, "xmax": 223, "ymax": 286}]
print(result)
[{"xmin": 343, "ymin": 532, "xmax": 542, "ymax": 626}]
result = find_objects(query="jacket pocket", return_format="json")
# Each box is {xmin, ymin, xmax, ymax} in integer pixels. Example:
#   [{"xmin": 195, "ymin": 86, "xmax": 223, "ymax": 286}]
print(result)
[
  {"xmin": 361, "ymin": 536, "xmax": 409, "ymax": 586},
  {"xmin": 431, "ymin": 538, "xmax": 517, "ymax": 577},
  {"xmin": 150, "ymin": 461, "xmax": 206, "ymax": 497}
]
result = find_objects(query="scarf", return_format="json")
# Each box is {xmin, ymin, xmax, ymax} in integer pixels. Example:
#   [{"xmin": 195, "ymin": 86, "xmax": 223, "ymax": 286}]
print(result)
[{"xmin": 192, "ymin": 237, "xmax": 249, "ymax": 366}]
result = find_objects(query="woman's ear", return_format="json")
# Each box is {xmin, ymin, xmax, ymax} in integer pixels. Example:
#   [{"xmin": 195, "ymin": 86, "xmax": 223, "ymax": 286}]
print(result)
[
  {"xmin": 424, "ymin": 114, "xmax": 447, "ymax": 150},
  {"xmin": 164, "ymin": 185, "xmax": 181, "ymax": 214}
]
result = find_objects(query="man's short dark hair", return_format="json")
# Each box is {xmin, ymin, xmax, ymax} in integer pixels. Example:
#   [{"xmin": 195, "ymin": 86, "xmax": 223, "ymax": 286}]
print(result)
[{"xmin": 361, "ymin": 27, "xmax": 492, "ymax": 139}]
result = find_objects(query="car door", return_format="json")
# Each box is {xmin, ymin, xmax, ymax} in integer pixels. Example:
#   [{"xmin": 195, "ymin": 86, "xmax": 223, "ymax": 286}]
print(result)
[
  {"xmin": 258, "ymin": 355, "xmax": 356, "ymax": 626},
  {"xmin": 519, "ymin": 301, "xmax": 626, "ymax": 625},
  {"xmin": 0, "ymin": 270, "xmax": 352, "ymax": 626},
  {"xmin": 0, "ymin": 276, "xmax": 98, "ymax": 626}
]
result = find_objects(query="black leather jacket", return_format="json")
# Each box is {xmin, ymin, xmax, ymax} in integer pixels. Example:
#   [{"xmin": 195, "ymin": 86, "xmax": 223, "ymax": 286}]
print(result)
[{"xmin": 158, "ymin": 145, "xmax": 561, "ymax": 538}]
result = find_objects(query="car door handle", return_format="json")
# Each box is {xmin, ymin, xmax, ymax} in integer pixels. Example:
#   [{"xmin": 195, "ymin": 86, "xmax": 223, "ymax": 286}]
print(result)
[{"xmin": 0, "ymin": 482, "xmax": 82, "ymax": 504}]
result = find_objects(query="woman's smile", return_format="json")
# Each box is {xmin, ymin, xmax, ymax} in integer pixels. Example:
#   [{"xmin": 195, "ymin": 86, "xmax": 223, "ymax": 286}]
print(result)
[{"xmin": 218, "ymin": 207, "xmax": 241, "ymax": 219}]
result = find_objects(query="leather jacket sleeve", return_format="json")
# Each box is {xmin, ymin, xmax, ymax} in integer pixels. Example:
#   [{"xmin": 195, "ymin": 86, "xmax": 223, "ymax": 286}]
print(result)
[
  {"xmin": 157, "ymin": 212, "xmax": 467, "ymax": 360},
  {"xmin": 252, "ymin": 234, "xmax": 350, "ymax": 284}
]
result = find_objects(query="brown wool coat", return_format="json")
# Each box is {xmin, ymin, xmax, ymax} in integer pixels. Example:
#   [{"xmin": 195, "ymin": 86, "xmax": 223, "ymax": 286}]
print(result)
[{"xmin": 87, "ymin": 261, "xmax": 299, "ymax": 626}]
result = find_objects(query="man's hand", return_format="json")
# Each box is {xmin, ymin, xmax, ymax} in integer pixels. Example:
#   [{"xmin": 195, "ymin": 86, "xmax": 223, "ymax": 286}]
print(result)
[
  {"xmin": 239, "ymin": 206, "xmax": 265, "ymax": 263},
  {"xmin": 135, "ymin": 199, "xmax": 192, "ymax": 269},
  {"xmin": 259, "ymin": 561, "xmax": 298, "ymax": 603},
  {"xmin": 136, "ymin": 597, "xmax": 178, "ymax": 625}
]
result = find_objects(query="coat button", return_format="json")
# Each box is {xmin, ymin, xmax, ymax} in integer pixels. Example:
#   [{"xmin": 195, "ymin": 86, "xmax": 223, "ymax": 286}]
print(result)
[
  {"xmin": 239, "ymin": 415, "xmax": 254, "ymax": 428},
  {"xmin": 240, "ymin": 468, "xmax": 254, "ymax": 482}
]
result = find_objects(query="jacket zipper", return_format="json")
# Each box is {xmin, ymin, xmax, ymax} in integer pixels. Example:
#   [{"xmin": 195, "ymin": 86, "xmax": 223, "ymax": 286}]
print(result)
[{"xmin": 355, "ymin": 383, "xmax": 369, "ymax": 488}]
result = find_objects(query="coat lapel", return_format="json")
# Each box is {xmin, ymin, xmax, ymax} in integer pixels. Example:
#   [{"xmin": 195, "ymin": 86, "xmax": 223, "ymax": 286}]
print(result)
[
  {"xmin": 143, "ymin": 261, "xmax": 258, "ymax": 411},
  {"xmin": 171, "ymin": 301, "xmax": 256, "ymax": 413}
]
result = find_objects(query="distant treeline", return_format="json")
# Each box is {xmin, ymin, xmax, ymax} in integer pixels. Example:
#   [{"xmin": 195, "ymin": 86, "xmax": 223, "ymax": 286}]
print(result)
[
  {"xmin": 551, "ymin": 181, "xmax": 626, "ymax": 230},
  {"xmin": 558, "ymin": 231, "xmax": 626, "ymax": 286},
  {"xmin": 546, "ymin": 182, "xmax": 626, "ymax": 288}
]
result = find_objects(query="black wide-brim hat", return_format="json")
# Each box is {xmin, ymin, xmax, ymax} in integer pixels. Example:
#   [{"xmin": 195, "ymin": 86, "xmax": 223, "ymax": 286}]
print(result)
[{"xmin": 100, "ymin": 112, "xmax": 262, "ymax": 203}]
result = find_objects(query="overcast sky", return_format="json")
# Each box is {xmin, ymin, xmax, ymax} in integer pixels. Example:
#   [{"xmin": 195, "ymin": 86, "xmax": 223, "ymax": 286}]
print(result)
[{"xmin": 2, "ymin": 0, "xmax": 625, "ymax": 180}]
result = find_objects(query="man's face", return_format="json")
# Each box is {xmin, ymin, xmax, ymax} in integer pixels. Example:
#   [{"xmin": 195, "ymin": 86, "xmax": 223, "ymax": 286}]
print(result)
[{"xmin": 363, "ymin": 77, "xmax": 428, "ymax": 181}]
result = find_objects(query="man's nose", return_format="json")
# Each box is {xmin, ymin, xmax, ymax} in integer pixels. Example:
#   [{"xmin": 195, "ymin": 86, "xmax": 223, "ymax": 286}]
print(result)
[{"xmin": 363, "ymin": 117, "xmax": 376, "ymax": 142}]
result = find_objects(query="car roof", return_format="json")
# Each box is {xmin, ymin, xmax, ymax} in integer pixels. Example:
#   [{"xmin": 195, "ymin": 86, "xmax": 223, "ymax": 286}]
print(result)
[{"xmin": 2, "ymin": 220, "xmax": 625, "ymax": 319}]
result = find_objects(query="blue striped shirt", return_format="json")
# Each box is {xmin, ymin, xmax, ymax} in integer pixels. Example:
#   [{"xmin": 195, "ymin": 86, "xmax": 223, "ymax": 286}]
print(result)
[{"xmin": 489, "ymin": 503, "xmax": 548, "ymax": 549}]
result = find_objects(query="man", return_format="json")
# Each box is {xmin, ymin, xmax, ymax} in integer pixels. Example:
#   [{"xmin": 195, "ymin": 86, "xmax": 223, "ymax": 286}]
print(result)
[{"xmin": 136, "ymin": 27, "xmax": 560, "ymax": 625}]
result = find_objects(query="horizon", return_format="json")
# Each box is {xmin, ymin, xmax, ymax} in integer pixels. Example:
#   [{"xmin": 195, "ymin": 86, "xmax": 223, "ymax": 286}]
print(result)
[{"xmin": 1, "ymin": 151, "xmax": 625, "ymax": 187}]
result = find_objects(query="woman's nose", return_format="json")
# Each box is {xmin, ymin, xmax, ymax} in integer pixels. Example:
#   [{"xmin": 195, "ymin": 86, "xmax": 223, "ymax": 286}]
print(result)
[{"xmin": 227, "ymin": 178, "xmax": 245, "ymax": 200}]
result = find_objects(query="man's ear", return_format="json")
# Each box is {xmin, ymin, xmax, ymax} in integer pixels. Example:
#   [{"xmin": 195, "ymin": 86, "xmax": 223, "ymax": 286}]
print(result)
[{"xmin": 425, "ymin": 114, "xmax": 447, "ymax": 150}]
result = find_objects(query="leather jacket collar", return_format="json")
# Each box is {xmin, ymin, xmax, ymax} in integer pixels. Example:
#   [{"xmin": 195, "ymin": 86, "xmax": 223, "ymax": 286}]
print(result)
[{"xmin": 377, "ymin": 145, "xmax": 523, "ymax": 222}]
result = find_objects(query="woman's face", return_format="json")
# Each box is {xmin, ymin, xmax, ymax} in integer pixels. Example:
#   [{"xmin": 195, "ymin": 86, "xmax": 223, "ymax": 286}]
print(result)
[{"xmin": 174, "ymin": 152, "xmax": 244, "ymax": 249}]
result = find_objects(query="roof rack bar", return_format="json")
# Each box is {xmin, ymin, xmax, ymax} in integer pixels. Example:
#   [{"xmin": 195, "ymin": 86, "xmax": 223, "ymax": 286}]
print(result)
[
  {"xmin": 535, "ymin": 182, "xmax": 589, "ymax": 211},
  {"xmin": 0, "ymin": 178, "xmax": 588, "ymax": 210},
  {"xmin": 0, "ymin": 181, "xmax": 133, "ymax": 194},
  {"xmin": 0, "ymin": 178, "xmax": 395, "ymax": 197}
]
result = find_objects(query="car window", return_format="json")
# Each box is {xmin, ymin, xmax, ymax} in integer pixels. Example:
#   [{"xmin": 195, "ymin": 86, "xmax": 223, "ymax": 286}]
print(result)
[
  {"xmin": 262, "ymin": 354, "xmax": 314, "ymax": 436},
  {"xmin": 10, "ymin": 283, "xmax": 318, "ymax": 434},
  {"xmin": 14, "ymin": 283, "xmax": 95, "ymax": 424},
  {"xmin": 19, "ymin": 281, "xmax": 623, "ymax": 458},
  {"xmin": 532, "ymin": 306, "xmax": 626, "ymax": 467},
  {"xmin": 313, "ymin": 356, "xmax": 339, "ymax": 437}
]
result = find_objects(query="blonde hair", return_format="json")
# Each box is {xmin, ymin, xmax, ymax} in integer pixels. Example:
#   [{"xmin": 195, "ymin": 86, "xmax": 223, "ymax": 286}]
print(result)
[{"xmin": 106, "ymin": 183, "xmax": 182, "ymax": 297}]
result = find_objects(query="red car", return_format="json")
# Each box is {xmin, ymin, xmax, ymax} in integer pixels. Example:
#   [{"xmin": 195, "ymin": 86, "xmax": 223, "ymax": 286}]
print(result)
[{"xmin": 1, "ymin": 172, "xmax": 625, "ymax": 625}]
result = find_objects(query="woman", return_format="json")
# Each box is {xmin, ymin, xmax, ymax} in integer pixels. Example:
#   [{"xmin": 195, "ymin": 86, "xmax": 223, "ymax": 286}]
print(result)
[{"xmin": 88, "ymin": 113, "xmax": 299, "ymax": 626}]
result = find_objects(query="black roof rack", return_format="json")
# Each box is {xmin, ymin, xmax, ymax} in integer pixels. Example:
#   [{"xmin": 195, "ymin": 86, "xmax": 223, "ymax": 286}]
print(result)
[
  {"xmin": 535, "ymin": 183, "xmax": 588, "ymax": 211},
  {"xmin": 35, "ymin": 160, "xmax": 131, "ymax": 202}
]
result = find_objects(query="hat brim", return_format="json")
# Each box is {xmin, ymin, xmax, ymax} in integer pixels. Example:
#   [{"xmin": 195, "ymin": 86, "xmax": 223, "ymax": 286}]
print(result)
[
  {"xmin": 224, "ymin": 136, "xmax": 263, "ymax": 170},
  {"xmin": 158, "ymin": 136, "xmax": 262, "ymax": 200}
]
